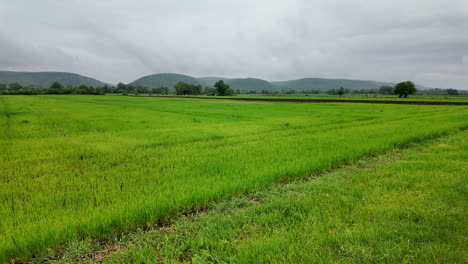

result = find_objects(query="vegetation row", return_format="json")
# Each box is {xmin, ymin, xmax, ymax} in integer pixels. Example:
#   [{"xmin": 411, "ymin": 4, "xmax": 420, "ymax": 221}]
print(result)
[{"xmin": 1, "ymin": 80, "xmax": 465, "ymax": 97}]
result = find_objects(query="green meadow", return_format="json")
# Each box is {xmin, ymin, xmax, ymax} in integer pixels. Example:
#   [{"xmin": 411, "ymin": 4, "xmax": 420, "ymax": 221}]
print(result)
[
  {"xmin": 1, "ymin": 95, "xmax": 467, "ymax": 262},
  {"xmin": 145, "ymin": 94, "xmax": 468, "ymax": 103},
  {"xmin": 103, "ymin": 130, "xmax": 468, "ymax": 264}
]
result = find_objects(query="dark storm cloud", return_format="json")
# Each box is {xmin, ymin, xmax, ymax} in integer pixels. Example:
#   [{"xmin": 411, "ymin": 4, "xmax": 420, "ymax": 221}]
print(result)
[{"xmin": 0, "ymin": 0, "xmax": 467, "ymax": 89}]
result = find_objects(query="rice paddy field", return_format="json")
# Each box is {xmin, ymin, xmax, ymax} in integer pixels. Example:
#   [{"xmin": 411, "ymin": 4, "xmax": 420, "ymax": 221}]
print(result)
[
  {"xmin": 1, "ymin": 95, "xmax": 467, "ymax": 263},
  {"xmin": 144, "ymin": 94, "xmax": 468, "ymax": 103},
  {"xmin": 101, "ymin": 130, "xmax": 468, "ymax": 264}
]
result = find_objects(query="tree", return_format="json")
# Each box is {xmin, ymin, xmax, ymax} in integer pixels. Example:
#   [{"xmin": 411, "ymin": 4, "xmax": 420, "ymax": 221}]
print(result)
[
  {"xmin": 117, "ymin": 82, "xmax": 134, "ymax": 93},
  {"xmin": 152, "ymin": 86, "xmax": 169, "ymax": 94},
  {"xmin": 94, "ymin": 87, "xmax": 104, "ymax": 95},
  {"xmin": 174, "ymin": 82, "xmax": 202, "ymax": 95},
  {"xmin": 135, "ymin": 85, "xmax": 149, "ymax": 94},
  {"xmin": 50, "ymin": 81, "xmax": 64, "ymax": 89},
  {"xmin": 204, "ymin": 87, "xmax": 216, "ymax": 96},
  {"xmin": 446, "ymin": 89, "xmax": 459, "ymax": 95},
  {"xmin": 327, "ymin": 88, "xmax": 336, "ymax": 95},
  {"xmin": 394, "ymin": 81, "xmax": 416, "ymax": 97},
  {"xmin": 8, "ymin": 82, "xmax": 23, "ymax": 91},
  {"xmin": 102, "ymin": 84, "xmax": 115, "ymax": 93},
  {"xmin": 0, "ymin": 83, "xmax": 6, "ymax": 92},
  {"xmin": 337, "ymin": 87, "xmax": 345, "ymax": 97},
  {"xmin": 214, "ymin": 80, "xmax": 233, "ymax": 96},
  {"xmin": 72, "ymin": 84, "xmax": 90, "ymax": 94},
  {"xmin": 378, "ymin": 85, "xmax": 394, "ymax": 95}
]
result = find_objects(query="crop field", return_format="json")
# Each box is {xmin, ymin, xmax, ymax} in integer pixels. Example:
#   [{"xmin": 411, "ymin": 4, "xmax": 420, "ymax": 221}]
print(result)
[
  {"xmin": 142, "ymin": 94, "xmax": 468, "ymax": 103},
  {"xmin": 240, "ymin": 95, "xmax": 468, "ymax": 102},
  {"xmin": 1, "ymin": 95, "xmax": 467, "ymax": 262},
  {"xmin": 101, "ymin": 130, "xmax": 468, "ymax": 263}
]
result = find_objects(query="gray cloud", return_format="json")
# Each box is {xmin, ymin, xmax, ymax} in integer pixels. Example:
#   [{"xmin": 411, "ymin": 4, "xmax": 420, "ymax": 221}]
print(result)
[{"xmin": 0, "ymin": 0, "xmax": 467, "ymax": 89}]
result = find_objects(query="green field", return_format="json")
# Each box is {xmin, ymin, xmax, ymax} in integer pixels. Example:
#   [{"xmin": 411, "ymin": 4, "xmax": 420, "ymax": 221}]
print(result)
[
  {"xmin": 241, "ymin": 94, "xmax": 468, "ymax": 102},
  {"xmin": 1, "ymin": 95, "xmax": 467, "ymax": 262},
  {"xmin": 102, "ymin": 131, "xmax": 468, "ymax": 263},
  {"xmin": 144, "ymin": 94, "xmax": 468, "ymax": 103}
]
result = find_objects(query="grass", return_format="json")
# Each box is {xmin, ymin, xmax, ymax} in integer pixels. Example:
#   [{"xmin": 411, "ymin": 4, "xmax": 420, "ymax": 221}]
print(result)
[
  {"xmin": 100, "ymin": 130, "xmax": 468, "ymax": 263},
  {"xmin": 237, "ymin": 94, "xmax": 468, "ymax": 102},
  {"xmin": 144, "ymin": 94, "xmax": 468, "ymax": 102},
  {"xmin": 1, "ymin": 95, "xmax": 467, "ymax": 262}
]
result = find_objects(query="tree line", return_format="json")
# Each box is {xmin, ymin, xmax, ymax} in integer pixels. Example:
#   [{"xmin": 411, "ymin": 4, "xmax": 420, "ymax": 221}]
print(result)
[
  {"xmin": 0, "ymin": 81, "xmax": 108, "ymax": 95},
  {"xmin": 0, "ymin": 79, "xmax": 238, "ymax": 96},
  {"xmin": 294, "ymin": 82, "xmax": 464, "ymax": 97},
  {"xmin": 1, "ymin": 80, "xmax": 466, "ymax": 97},
  {"xmin": 328, "ymin": 81, "xmax": 419, "ymax": 97}
]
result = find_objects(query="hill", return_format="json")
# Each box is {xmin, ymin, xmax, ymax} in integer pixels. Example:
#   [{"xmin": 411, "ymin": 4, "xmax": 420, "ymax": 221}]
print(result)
[
  {"xmin": 130, "ymin": 73, "xmax": 202, "ymax": 88},
  {"xmin": 197, "ymin": 77, "xmax": 230, "ymax": 87},
  {"xmin": 271, "ymin": 78, "xmax": 396, "ymax": 91},
  {"xmin": 198, "ymin": 77, "xmax": 274, "ymax": 91},
  {"xmin": 130, "ymin": 75, "xmax": 273, "ymax": 91},
  {"xmin": 0, "ymin": 71, "xmax": 107, "ymax": 87},
  {"xmin": 133, "ymin": 74, "xmax": 421, "ymax": 92},
  {"xmin": 225, "ymin": 78, "xmax": 274, "ymax": 91},
  {"xmin": 0, "ymin": 71, "xmax": 428, "ymax": 91}
]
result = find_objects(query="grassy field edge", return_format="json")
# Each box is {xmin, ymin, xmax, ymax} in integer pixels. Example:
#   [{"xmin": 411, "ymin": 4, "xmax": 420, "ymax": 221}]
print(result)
[{"xmin": 23, "ymin": 129, "xmax": 467, "ymax": 263}]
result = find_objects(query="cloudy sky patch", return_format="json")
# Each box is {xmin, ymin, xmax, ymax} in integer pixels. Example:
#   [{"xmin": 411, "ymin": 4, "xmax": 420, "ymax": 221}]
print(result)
[{"xmin": 1, "ymin": 0, "xmax": 467, "ymax": 88}]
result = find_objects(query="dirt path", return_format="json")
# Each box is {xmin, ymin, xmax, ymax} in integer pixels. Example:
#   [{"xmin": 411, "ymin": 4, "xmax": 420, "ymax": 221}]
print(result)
[{"xmin": 140, "ymin": 95, "xmax": 468, "ymax": 105}]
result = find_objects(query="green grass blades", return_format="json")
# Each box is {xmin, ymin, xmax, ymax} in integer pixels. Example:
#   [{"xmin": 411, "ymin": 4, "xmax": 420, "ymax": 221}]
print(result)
[
  {"xmin": 0, "ymin": 95, "xmax": 467, "ymax": 262},
  {"xmin": 105, "ymin": 131, "xmax": 468, "ymax": 264},
  {"xmin": 149, "ymin": 94, "xmax": 468, "ymax": 102}
]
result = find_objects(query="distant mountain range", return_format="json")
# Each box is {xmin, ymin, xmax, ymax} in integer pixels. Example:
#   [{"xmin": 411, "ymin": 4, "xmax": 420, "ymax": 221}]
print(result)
[
  {"xmin": 130, "ymin": 73, "xmax": 201, "ymax": 88},
  {"xmin": 0, "ymin": 71, "xmax": 106, "ymax": 88},
  {"xmin": 198, "ymin": 77, "xmax": 274, "ymax": 91},
  {"xmin": 130, "ymin": 74, "xmax": 275, "ymax": 91},
  {"xmin": 0, "ymin": 71, "xmax": 427, "ymax": 91},
  {"xmin": 272, "ymin": 78, "xmax": 396, "ymax": 91},
  {"xmin": 130, "ymin": 73, "xmax": 412, "ymax": 91}
]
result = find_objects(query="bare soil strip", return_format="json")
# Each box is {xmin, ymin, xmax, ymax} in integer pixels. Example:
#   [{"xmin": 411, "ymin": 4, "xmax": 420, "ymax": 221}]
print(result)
[{"xmin": 140, "ymin": 95, "xmax": 468, "ymax": 105}]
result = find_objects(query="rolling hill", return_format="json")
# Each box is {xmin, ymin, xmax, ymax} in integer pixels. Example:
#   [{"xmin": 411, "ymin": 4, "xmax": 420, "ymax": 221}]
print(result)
[
  {"xmin": 130, "ymin": 73, "xmax": 202, "ymax": 88},
  {"xmin": 198, "ymin": 77, "xmax": 274, "ymax": 91},
  {"xmin": 224, "ymin": 78, "xmax": 274, "ymax": 91},
  {"xmin": 0, "ymin": 71, "xmax": 427, "ymax": 91},
  {"xmin": 131, "ymin": 75, "xmax": 274, "ymax": 91},
  {"xmin": 271, "ymin": 78, "xmax": 396, "ymax": 91},
  {"xmin": 130, "ymin": 74, "xmax": 407, "ymax": 92},
  {"xmin": 0, "ymin": 71, "xmax": 107, "ymax": 87},
  {"xmin": 197, "ymin": 77, "xmax": 230, "ymax": 86}
]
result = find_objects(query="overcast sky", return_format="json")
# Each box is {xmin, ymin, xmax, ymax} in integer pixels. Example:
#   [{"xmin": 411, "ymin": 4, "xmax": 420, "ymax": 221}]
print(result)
[{"xmin": 1, "ymin": 0, "xmax": 467, "ymax": 89}]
